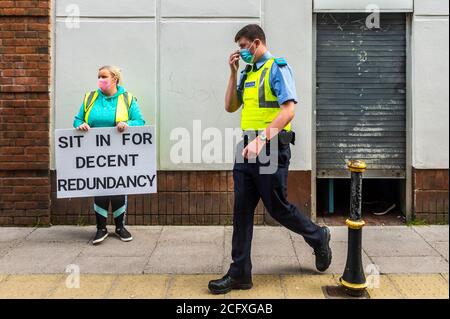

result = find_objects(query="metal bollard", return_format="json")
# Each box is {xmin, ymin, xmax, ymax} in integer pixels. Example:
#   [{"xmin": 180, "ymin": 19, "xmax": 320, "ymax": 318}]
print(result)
[{"xmin": 339, "ymin": 160, "xmax": 368, "ymax": 297}]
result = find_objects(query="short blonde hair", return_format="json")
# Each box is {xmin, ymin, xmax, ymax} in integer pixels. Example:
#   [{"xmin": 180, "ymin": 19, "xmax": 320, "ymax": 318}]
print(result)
[{"xmin": 99, "ymin": 65, "xmax": 123, "ymax": 85}]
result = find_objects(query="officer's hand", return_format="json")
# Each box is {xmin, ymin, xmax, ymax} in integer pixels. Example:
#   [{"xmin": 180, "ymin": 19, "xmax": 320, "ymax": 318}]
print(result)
[
  {"xmin": 229, "ymin": 50, "xmax": 240, "ymax": 74},
  {"xmin": 117, "ymin": 122, "xmax": 128, "ymax": 133},
  {"xmin": 242, "ymin": 138, "xmax": 265, "ymax": 159},
  {"xmin": 76, "ymin": 123, "xmax": 90, "ymax": 132}
]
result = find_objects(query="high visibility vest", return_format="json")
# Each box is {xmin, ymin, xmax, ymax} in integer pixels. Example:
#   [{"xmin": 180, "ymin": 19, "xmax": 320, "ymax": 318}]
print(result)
[
  {"xmin": 241, "ymin": 58, "xmax": 291, "ymax": 131},
  {"xmin": 83, "ymin": 90, "xmax": 134, "ymax": 124}
]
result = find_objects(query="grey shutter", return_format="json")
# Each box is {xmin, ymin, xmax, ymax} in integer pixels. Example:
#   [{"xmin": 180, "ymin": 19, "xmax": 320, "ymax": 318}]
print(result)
[{"xmin": 316, "ymin": 13, "xmax": 407, "ymax": 178}]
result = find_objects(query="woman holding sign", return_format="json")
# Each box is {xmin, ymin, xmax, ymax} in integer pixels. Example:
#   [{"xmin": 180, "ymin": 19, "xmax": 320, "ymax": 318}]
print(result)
[{"xmin": 73, "ymin": 65, "xmax": 145, "ymax": 245}]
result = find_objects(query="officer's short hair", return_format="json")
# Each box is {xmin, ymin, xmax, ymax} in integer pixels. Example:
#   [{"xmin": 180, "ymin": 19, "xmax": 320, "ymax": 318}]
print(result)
[{"xmin": 235, "ymin": 24, "xmax": 266, "ymax": 44}]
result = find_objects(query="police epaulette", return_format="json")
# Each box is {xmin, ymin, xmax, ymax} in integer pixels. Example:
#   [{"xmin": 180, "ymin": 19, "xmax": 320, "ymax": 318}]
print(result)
[{"xmin": 274, "ymin": 57, "xmax": 287, "ymax": 66}]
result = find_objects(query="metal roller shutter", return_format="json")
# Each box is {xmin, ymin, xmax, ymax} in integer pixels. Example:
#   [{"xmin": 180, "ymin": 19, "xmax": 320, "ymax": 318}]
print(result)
[{"xmin": 316, "ymin": 13, "xmax": 407, "ymax": 178}]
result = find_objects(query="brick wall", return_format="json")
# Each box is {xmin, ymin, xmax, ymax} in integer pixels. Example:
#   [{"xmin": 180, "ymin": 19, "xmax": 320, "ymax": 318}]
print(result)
[
  {"xmin": 50, "ymin": 170, "xmax": 313, "ymax": 226},
  {"xmin": 51, "ymin": 171, "xmax": 267, "ymax": 226},
  {"xmin": 0, "ymin": 1, "xmax": 51, "ymax": 226},
  {"xmin": 413, "ymin": 169, "xmax": 449, "ymax": 224}
]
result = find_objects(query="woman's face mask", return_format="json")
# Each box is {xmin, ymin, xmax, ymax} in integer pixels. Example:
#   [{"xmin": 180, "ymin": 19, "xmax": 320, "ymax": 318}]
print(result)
[
  {"xmin": 98, "ymin": 78, "xmax": 114, "ymax": 92},
  {"xmin": 239, "ymin": 41, "xmax": 259, "ymax": 64}
]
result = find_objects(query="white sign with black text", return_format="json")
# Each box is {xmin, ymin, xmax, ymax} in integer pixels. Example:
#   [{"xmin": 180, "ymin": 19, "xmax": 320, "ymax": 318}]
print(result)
[{"xmin": 55, "ymin": 126, "xmax": 157, "ymax": 198}]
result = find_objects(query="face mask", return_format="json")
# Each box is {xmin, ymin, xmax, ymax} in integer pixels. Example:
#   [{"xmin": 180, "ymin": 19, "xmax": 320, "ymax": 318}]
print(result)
[
  {"xmin": 240, "ymin": 41, "xmax": 258, "ymax": 64},
  {"xmin": 98, "ymin": 78, "xmax": 113, "ymax": 92}
]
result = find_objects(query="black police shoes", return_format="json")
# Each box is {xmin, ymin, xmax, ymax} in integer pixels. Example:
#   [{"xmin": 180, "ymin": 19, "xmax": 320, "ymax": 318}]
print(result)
[
  {"xmin": 208, "ymin": 274, "xmax": 253, "ymax": 295},
  {"xmin": 314, "ymin": 226, "xmax": 332, "ymax": 272}
]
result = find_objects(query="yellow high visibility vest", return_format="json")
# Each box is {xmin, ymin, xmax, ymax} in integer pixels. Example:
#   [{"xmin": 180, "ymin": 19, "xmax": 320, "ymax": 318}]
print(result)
[
  {"xmin": 241, "ymin": 58, "xmax": 291, "ymax": 131},
  {"xmin": 83, "ymin": 91, "xmax": 134, "ymax": 124}
]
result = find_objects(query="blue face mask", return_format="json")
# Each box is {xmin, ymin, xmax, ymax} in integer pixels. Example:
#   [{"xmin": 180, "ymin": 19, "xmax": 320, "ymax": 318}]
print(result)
[{"xmin": 240, "ymin": 41, "xmax": 258, "ymax": 64}]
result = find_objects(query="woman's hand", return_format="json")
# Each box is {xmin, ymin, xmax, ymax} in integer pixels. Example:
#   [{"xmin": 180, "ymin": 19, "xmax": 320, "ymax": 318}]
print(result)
[
  {"xmin": 76, "ymin": 123, "xmax": 90, "ymax": 131},
  {"xmin": 117, "ymin": 121, "xmax": 128, "ymax": 133}
]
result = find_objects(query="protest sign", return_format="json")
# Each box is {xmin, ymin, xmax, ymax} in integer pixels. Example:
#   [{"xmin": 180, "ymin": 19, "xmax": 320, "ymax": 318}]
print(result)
[{"xmin": 55, "ymin": 126, "xmax": 157, "ymax": 198}]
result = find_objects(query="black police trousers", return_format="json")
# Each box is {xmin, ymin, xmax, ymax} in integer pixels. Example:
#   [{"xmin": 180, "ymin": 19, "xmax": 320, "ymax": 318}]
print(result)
[{"xmin": 227, "ymin": 141, "xmax": 323, "ymax": 280}]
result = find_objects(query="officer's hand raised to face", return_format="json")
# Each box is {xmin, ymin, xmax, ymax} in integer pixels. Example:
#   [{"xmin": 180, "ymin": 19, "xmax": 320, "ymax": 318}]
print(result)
[{"xmin": 229, "ymin": 50, "xmax": 240, "ymax": 74}]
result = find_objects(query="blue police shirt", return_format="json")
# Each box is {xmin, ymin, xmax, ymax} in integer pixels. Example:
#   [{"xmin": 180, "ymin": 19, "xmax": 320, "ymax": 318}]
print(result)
[{"xmin": 237, "ymin": 51, "xmax": 298, "ymax": 106}]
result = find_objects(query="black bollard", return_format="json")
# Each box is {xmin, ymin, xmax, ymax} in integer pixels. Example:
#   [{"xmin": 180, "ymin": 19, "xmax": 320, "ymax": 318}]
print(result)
[{"xmin": 339, "ymin": 160, "xmax": 368, "ymax": 297}]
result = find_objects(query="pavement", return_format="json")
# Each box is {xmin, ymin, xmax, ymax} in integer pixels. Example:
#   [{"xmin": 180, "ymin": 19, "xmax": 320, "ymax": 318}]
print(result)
[{"xmin": 0, "ymin": 225, "xmax": 448, "ymax": 299}]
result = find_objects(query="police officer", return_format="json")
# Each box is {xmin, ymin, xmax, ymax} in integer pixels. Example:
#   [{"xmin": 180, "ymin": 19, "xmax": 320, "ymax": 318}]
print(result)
[{"xmin": 208, "ymin": 25, "xmax": 332, "ymax": 294}]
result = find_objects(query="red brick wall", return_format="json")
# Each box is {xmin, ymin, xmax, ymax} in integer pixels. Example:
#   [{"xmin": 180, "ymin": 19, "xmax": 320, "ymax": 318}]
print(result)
[
  {"xmin": 413, "ymin": 169, "xmax": 449, "ymax": 224},
  {"xmin": 50, "ymin": 171, "xmax": 267, "ymax": 226},
  {"xmin": 50, "ymin": 170, "xmax": 313, "ymax": 226},
  {"xmin": 0, "ymin": 1, "xmax": 51, "ymax": 226}
]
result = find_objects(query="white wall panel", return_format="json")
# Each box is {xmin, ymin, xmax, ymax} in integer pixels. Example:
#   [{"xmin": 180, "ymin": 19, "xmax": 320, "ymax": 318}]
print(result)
[
  {"xmin": 55, "ymin": 21, "xmax": 156, "ymax": 130},
  {"xmin": 159, "ymin": 22, "xmax": 249, "ymax": 170},
  {"xmin": 412, "ymin": 17, "xmax": 449, "ymax": 168},
  {"xmin": 265, "ymin": 0, "xmax": 313, "ymax": 170},
  {"xmin": 414, "ymin": 0, "xmax": 449, "ymax": 16},
  {"xmin": 56, "ymin": 0, "xmax": 156, "ymax": 17},
  {"xmin": 161, "ymin": 0, "xmax": 260, "ymax": 17}
]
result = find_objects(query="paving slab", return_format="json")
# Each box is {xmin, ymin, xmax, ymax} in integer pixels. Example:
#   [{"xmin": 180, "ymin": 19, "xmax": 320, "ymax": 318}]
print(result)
[
  {"xmin": 0, "ymin": 274, "xmax": 8, "ymax": 283},
  {"xmin": 108, "ymin": 274, "xmax": 169, "ymax": 299},
  {"xmin": 0, "ymin": 242, "xmax": 84, "ymax": 274},
  {"xmin": 49, "ymin": 275, "xmax": 116, "ymax": 299},
  {"xmin": 167, "ymin": 275, "xmax": 225, "ymax": 299},
  {"xmin": 145, "ymin": 242, "xmax": 223, "ymax": 274},
  {"xmin": 388, "ymin": 274, "xmax": 449, "ymax": 299},
  {"xmin": 0, "ymin": 275, "xmax": 61, "ymax": 298},
  {"xmin": 366, "ymin": 275, "xmax": 403, "ymax": 299},
  {"xmin": 229, "ymin": 275, "xmax": 284, "ymax": 299},
  {"xmin": 80, "ymin": 228, "xmax": 161, "ymax": 257},
  {"xmin": 72, "ymin": 256, "xmax": 149, "ymax": 274},
  {"xmin": 370, "ymin": 256, "xmax": 449, "ymax": 274},
  {"xmin": 0, "ymin": 243, "xmax": 12, "ymax": 258},
  {"xmin": 158, "ymin": 226, "xmax": 224, "ymax": 245},
  {"xmin": 251, "ymin": 227, "xmax": 296, "ymax": 257},
  {"xmin": 0, "ymin": 273, "xmax": 447, "ymax": 299},
  {"xmin": 413, "ymin": 226, "xmax": 449, "ymax": 243},
  {"xmin": 25, "ymin": 226, "xmax": 95, "ymax": 243},
  {"xmin": 363, "ymin": 226, "xmax": 439, "ymax": 257},
  {"xmin": 431, "ymin": 242, "xmax": 449, "ymax": 261},
  {"xmin": 282, "ymin": 274, "xmax": 337, "ymax": 299},
  {"xmin": 0, "ymin": 227, "xmax": 35, "ymax": 242}
]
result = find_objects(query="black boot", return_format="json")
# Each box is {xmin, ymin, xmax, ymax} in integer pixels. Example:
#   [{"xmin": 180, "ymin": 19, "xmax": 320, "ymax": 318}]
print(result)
[
  {"xmin": 93, "ymin": 213, "xmax": 108, "ymax": 245},
  {"xmin": 208, "ymin": 275, "xmax": 253, "ymax": 295},
  {"xmin": 114, "ymin": 213, "xmax": 133, "ymax": 242},
  {"xmin": 313, "ymin": 226, "xmax": 332, "ymax": 272}
]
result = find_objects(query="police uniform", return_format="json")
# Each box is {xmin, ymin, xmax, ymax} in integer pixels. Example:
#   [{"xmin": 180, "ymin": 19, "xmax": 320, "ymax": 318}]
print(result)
[{"xmin": 227, "ymin": 52, "xmax": 323, "ymax": 281}]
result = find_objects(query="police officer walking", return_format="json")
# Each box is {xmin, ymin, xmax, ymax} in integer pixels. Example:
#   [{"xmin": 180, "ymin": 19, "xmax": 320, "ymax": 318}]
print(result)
[{"xmin": 208, "ymin": 25, "xmax": 332, "ymax": 294}]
